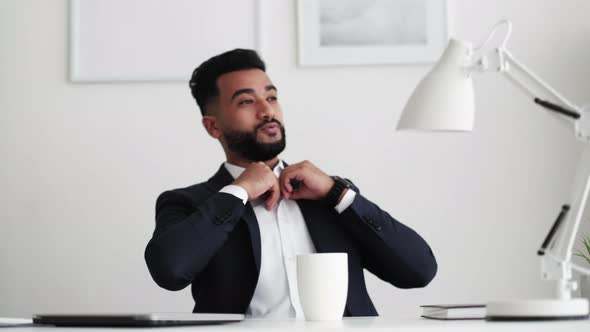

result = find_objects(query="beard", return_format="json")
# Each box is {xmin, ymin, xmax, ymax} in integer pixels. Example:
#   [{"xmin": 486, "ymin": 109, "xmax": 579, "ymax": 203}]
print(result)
[{"xmin": 223, "ymin": 119, "xmax": 286, "ymax": 162}]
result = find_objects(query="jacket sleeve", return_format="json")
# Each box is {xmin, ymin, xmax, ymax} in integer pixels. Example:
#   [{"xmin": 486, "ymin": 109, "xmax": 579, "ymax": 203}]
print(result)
[
  {"xmin": 144, "ymin": 189, "xmax": 245, "ymax": 291},
  {"xmin": 337, "ymin": 189, "xmax": 438, "ymax": 289}
]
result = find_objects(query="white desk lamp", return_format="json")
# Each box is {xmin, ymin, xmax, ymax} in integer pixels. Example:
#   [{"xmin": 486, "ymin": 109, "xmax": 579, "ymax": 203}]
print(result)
[{"xmin": 397, "ymin": 19, "xmax": 590, "ymax": 320}]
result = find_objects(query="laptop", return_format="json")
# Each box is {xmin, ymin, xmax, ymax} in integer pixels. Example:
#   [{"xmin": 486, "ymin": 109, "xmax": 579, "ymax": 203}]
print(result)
[{"xmin": 32, "ymin": 313, "xmax": 245, "ymax": 327}]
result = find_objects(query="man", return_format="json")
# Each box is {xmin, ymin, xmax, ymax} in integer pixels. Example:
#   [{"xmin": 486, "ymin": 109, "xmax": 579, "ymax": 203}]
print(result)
[{"xmin": 145, "ymin": 49, "xmax": 437, "ymax": 318}]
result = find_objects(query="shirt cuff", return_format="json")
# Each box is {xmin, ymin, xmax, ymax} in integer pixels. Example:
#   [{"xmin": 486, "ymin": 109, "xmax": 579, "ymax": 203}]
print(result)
[
  {"xmin": 220, "ymin": 185, "xmax": 248, "ymax": 204},
  {"xmin": 334, "ymin": 189, "xmax": 356, "ymax": 214}
]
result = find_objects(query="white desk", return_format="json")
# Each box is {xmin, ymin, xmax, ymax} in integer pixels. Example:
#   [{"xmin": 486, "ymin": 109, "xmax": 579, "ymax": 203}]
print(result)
[{"xmin": 4, "ymin": 317, "xmax": 590, "ymax": 331}]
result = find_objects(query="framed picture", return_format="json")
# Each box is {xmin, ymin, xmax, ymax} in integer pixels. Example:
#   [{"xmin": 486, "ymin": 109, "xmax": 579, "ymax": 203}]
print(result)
[
  {"xmin": 69, "ymin": 0, "xmax": 262, "ymax": 82},
  {"xmin": 297, "ymin": 0, "xmax": 447, "ymax": 66}
]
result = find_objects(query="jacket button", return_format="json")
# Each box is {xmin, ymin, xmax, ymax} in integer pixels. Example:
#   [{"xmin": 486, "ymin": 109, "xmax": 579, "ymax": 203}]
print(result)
[{"xmin": 213, "ymin": 216, "xmax": 223, "ymax": 225}]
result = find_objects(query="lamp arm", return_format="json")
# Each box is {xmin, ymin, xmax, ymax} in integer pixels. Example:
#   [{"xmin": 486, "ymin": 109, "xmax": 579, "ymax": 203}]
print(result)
[
  {"xmin": 499, "ymin": 71, "xmax": 579, "ymax": 123},
  {"xmin": 499, "ymin": 49, "xmax": 582, "ymax": 115},
  {"xmin": 498, "ymin": 48, "xmax": 590, "ymax": 267},
  {"xmin": 571, "ymin": 262, "xmax": 590, "ymax": 276},
  {"xmin": 542, "ymin": 171, "xmax": 590, "ymax": 299},
  {"xmin": 503, "ymin": 69, "xmax": 580, "ymax": 120},
  {"xmin": 561, "ymin": 172, "xmax": 590, "ymax": 263},
  {"xmin": 497, "ymin": 47, "xmax": 590, "ymax": 299},
  {"xmin": 545, "ymin": 252, "xmax": 590, "ymax": 277},
  {"xmin": 466, "ymin": 20, "xmax": 590, "ymax": 141},
  {"xmin": 542, "ymin": 172, "xmax": 590, "ymax": 301}
]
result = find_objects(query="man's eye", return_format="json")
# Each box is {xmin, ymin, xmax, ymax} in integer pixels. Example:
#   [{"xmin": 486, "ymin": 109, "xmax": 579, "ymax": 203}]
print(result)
[
  {"xmin": 267, "ymin": 96, "xmax": 278, "ymax": 102},
  {"xmin": 238, "ymin": 99, "xmax": 254, "ymax": 105}
]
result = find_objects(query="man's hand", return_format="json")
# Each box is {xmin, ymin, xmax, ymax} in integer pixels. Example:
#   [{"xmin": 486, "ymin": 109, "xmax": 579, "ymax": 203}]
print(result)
[
  {"xmin": 279, "ymin": 160, "xmax": 335, "ymax": 201},
  {"xmin": 233, "ymin": 162, "xmax": 280, "ymax": 210}
]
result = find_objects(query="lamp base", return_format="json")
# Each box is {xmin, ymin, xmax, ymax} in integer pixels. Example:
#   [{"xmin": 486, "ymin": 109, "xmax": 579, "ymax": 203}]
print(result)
[{"xmin": 486, "ymin": 298, "xmax": 589, "ymax": 321}]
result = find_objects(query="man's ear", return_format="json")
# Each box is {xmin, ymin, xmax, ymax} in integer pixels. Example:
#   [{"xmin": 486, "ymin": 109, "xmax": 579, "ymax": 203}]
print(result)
[{"xmin": 202, "ymin": 115, "xmax": 222, "ymax": 139}]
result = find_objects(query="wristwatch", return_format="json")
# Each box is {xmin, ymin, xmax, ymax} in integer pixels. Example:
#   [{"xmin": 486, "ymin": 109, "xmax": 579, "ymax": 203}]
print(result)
[{"xmin": 324, "ymin": 176, "xmax": 353, "ymax": 207}]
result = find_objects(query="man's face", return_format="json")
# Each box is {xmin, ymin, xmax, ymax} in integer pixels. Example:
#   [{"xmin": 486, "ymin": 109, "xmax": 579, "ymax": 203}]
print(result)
[{"xmin": 208, "ymin": 69, "xmax": 286, "ymax": 162}]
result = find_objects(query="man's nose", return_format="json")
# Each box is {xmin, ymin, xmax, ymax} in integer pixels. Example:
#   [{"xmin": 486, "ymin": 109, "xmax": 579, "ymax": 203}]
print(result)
[{"xmin": 256, "ymin": 98, "xmax": 275, "ymax": 119}]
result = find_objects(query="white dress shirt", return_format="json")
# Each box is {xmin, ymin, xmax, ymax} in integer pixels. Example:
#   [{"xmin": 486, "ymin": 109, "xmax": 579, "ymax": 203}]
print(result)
[{"xmin": 219, "ymin": 161, "xmax": 356, "ymax": 319}]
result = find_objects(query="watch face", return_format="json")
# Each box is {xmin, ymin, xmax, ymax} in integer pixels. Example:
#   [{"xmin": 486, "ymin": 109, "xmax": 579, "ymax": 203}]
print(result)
[{"xmin": 337, "ymin": 177, "xmax": 353, "ymax": 188}]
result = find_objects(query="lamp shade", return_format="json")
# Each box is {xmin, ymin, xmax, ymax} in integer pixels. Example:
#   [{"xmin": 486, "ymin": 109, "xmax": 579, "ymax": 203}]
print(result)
[{"xmin": 397, "ymin": 39, "xmax": 476, "ymax": 131}]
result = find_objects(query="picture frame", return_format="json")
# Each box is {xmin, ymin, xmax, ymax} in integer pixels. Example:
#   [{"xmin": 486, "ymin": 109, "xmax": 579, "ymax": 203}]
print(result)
[
  {"xmin": 69, "ymin": 0, "xmax": 263, "ymax": 82},
  {"xmin": 297, "ymin": 0, "xmax": 447, "ymax": 66}
]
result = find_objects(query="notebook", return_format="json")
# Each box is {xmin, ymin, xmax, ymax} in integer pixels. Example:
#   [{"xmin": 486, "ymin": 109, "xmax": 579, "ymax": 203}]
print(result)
[
  {"xmin": 0, "ymin": 318, "xmax": 33, "ymax": 327},
  {"xmin": 420, "ymin": 304, "xmax": 486, "ymax": 320},
  {"xmin": 32, "ymin": 313, "xmax": 244, "ymax": 327}
]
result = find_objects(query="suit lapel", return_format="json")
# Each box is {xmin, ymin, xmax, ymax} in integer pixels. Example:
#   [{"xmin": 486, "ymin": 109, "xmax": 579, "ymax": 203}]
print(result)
[
  {"xmin": 296, "ymin": 199, "xmax": 326, "ymax": 253},
  {"xmin": 283, "ymin": 160, "xmax": 333, "ymax": 253},
  {"xmin": 204, "ymin": 164, "xmax": 235, "ymax": 192},
  {"xmin": 241, "ymin": 204, "xmax": 261, "ymax": 272},
  {"xmin": 206, "ymin": 164, "xmax": 262, "ymax": 273}
]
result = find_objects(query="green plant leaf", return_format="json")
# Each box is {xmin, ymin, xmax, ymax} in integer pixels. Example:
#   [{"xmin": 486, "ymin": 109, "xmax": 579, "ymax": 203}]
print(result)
[
  {"xmin": 574, "ymin": 249, "xmax": 590, "ymax": 265},
  {"xmin": 573, "ymin": 230, "xmax": 590, "ymax": 266},
  {"xmin": 584, "ymin": 237, "xmax": 590, "ymax": 255},
  {"xmin": 576, "ymin": 253, "xmax": 590, "ymax": 264}
]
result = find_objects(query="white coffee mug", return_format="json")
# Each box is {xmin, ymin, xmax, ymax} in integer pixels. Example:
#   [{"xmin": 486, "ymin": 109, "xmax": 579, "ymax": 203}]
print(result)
[{"xmin": 296, "ymin": 253, "xmax": 348, "ymax": 321}]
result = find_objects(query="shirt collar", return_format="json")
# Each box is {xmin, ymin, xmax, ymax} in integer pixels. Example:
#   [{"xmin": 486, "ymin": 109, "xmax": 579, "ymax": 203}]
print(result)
[{"xmin": 224, "ymin": 160, "xmax": 284, "ymax": 180}]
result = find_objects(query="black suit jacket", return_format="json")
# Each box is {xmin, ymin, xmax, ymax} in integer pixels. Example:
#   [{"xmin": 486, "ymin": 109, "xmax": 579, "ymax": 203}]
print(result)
[{"xmin": 145, "ymin": 164, "xmax": 437, "ymax": 316}]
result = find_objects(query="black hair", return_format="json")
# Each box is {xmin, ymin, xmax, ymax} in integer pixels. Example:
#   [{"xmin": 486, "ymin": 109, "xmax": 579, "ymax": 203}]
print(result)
[{"xmin": 189, "ymin": 49, "xmax": 266, "ymax": 115}]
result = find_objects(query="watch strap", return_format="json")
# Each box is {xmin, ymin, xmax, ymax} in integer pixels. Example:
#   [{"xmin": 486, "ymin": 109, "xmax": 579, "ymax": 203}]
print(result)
[{"xmin": 325, "ymin": 176, "xmax": 352, "ymax": 207}]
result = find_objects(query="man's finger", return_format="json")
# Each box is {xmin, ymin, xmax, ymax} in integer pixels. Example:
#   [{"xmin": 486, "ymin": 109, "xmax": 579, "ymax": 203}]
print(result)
[
  {"xmin": 265, "ymin": 181, "xmax": 281, "ymax": 210},
  {"xmin": 279, "ymin": 172, "xmax": 294, "ymax": 194},
  {"xmin": 288, "ymin": 191, "xmax": 300, "ymax": 200},
  {"xmin": 282, "ymin": 162, "xmax": 305, "ymax": 174}
]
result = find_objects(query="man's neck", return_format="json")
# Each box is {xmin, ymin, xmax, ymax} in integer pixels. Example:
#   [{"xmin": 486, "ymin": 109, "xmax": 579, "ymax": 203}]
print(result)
[{"xmin": 226, "ymin": 156, "xmax": 280, "ymax": 170}]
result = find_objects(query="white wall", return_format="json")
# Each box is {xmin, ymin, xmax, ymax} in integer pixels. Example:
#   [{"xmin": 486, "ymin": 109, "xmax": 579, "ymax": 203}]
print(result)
[{"xmin": 2, "ymin": 0, "xmax": 590, "ymax": 319}]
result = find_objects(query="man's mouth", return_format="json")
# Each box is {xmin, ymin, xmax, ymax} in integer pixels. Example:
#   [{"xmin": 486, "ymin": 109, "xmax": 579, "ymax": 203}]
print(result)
[
  {"xmin": 260, "ymin": 123, "xmax": 278, "ymax": 130},
  {"xmin": 258, "ymin": 122, "xmax": 280, "ymax": 135}
]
